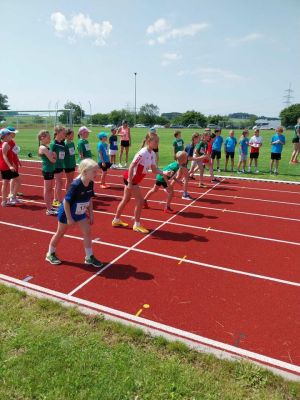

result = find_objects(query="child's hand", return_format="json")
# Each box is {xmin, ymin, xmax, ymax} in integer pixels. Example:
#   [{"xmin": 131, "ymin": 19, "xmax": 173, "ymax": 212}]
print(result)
[{"xmin": 102, "ymin": 162, "xmax": 106, "ymax": 167}]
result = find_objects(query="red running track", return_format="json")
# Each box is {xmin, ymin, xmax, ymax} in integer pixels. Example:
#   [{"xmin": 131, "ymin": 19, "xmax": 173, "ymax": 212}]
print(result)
[{"xmin": 0, "ymin": 161, "xmax": 300, "ymax": 379}]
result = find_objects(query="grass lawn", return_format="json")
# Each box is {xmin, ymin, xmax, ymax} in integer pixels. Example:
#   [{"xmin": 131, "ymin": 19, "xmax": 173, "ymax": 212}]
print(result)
[
  {"xmin": 1, "ymin": 284, "xmax": 299, "ymax": 399},
  {"xmin": 13, "ymin": 126, "xmax": 300, "ymax": 182}
]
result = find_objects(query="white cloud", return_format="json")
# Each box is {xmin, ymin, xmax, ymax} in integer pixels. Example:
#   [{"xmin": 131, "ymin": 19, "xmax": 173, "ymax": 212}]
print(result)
[
  {"xmin": 225, "ymin": 32, "xmax": 263, "ymax": 46},
  {"xmin": 161, "ymin": 52, "xmax": 181, "ymax": 67},
  {"xmin": 177, "ymin": 67, "xmax": 245, "ymax": 83},
  {"xmin": 146, "ymin": 20, "xmax": 209, "ymax": 45},
  {"xmin": 147, "ymin": 18, "xmax": 170, "ymax": 35},
  {"xmin": 50, "ymin": 11, "xmax": 112, "ymax": 46}
]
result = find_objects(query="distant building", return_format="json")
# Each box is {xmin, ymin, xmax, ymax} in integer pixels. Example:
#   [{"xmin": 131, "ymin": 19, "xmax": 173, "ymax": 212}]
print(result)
[{"xmin": 253, "ymin": 118, "xmax": 281, "ymax": 130}]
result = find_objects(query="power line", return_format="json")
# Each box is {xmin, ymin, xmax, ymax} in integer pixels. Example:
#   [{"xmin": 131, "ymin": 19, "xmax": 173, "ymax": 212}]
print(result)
[{"xmin": 283, "ymin": 82, "xmax": 294, "ymax": 107}]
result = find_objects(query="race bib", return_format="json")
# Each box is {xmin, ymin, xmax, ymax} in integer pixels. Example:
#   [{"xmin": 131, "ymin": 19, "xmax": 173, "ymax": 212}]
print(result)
[
  {"xmin": 58, "ymin": 151, "xmax": 65, "ymax": 160},
  {"xmin": 13, "ymin": 145, "xmax": 20, "ymax": 154},
  {"xmin": 113, "ymin": 141, "xmax": 117, "ymax": 147},
  {"xmin": 85, "ymin": 144, "xmax": 90, "ymax": 151},
  {"xmin": 69, "ymin": 147, "xmax": 75, "ymax": 156},
  {"xmin": 75, "ymin": 202, "xmax": 89, "ymax": 215}
]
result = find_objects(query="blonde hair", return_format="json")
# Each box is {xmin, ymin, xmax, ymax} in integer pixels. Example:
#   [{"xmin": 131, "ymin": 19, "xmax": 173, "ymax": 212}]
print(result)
[
  {"xmin": 54, "ymin": 125, "xmax": 65, "ymax": 134},
  {"xmin": 78, "ymin": 158, "xmax": 98, "ymax": 176},
  {"xmin": 175, "ymin": 151, "xmax": 188, "ymax": 161},
  {"xmin": 37, "ymin": 130, "xmax": 50, "ymax": 146}
]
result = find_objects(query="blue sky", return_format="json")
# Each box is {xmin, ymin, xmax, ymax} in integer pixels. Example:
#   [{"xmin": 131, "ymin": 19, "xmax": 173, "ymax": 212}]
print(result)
[{"xmin": 1, "ymin": 0, "xmax": 299, "ymax": 117}]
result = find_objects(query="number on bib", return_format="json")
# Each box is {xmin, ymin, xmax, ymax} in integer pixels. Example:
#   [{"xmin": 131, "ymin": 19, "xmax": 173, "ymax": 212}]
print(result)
[
  {"xmin": 59, "ymin": 151, "xmax": 65, "ymax": 160},
  {"xmin": 75, "ymin": 202, "xmax": 89, "ymax": 215}
]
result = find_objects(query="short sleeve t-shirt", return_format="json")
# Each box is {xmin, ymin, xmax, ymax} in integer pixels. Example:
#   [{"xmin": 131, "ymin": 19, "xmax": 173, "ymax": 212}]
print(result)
[
  {"xmin": 50, "ymin": 140, "xmax": 66, "ymax": 169},
  {"xmin": 249, "ymin": 135, "xmax": 263, "ymax": 154},
  {"xmin": 212, "ymin": 136, "xmax": 223, "ymax": 151},
  {"xmin": 185, "ymin": 144, "xmax": 194, "ymax": 158},
  {"xmin": 294, "ymin": 124, "xmax": 300, "ymax": 140},
  {"xmin": 123, "ymin": 147, "xmax": 156, "ymax": 184},
  {"xmin": 64, "ymin": 141, "xmax": 76, "ymax": 169},
  {"xmin": 224, "ymin": 137, "xmax": 237, "ymax": 152},
  {"xmin": 271, "ymin": 134, "xmax": 285, "ymax": 153},
  {"xmin": 173, "ymin": 138, "xmax": 184, "ymax": 153},
  {"xmin": 58, "ymin": 178, "xmax": 95, "ymax": 221},
  {"xmin": 156, "ymin": 161, "xmax": 179, "ymax": 183},
  {"xmin": 109, "ymin": 135, "xmax": 118, "ymax": 150},
  {"xmin": 77, "ymin": 139, "xmax": 92, "ymax": 161},
  {"xmin": 97, "ymin": 142, "xmax": 109, "ymax": 163},
  {"xmin": 195, "ymin": 141, "xmax": 208, "ymax": 155},
  {"xmin": 40, "ymin": 146, "xmax": 55, "ymax": 173},
  {"xmin": 239, "ymin": 137, "xmax": 249, "ymax": 155}
]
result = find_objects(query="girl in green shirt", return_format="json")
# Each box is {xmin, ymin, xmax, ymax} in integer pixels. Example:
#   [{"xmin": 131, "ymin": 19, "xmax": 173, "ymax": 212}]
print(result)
[
  {"xmin": 77, "ymin": 126, "xmax": 92, "ymax": 162},
  {"xmin": 38, "ymin": 130, "xmax": 57, "ymax": 215},
  {"xmin": 64, "ymin": 128, "xmax": 76, "ymax": 190},
  {"xmin": 50, "ymin": 125, "xmax": 66, "ymax": 206}
]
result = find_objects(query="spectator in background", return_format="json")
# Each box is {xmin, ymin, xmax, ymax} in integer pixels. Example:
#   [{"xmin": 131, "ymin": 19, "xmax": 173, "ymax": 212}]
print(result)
[
  {"xmin": 248, "ymin": 129, "xmax": 263, "ymax": 173},
  {"xmin": 289, "ymin": 117, "xmax": 300, "ymax": 164},
  {"xmin": 270, "ymin": 127, "xmax": 285, "ymax": 175},
  {"xmin": 224, "ymin": 130, "xmax": 237, "ymax": 172},
  {"xmin": 211, "ymin": 128, "xmax": 223, "ymax": 172},
  {"xmin": 117, "ymin": 120, "xmax": 131, "ymax": 167}
]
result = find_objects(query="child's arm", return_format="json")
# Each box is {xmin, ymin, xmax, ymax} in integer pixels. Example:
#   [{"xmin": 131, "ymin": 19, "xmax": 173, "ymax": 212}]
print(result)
[
  {"xmin": 78, "ymin": 142, "xmax": 84, "ymax": 160},
  {"xmin": 128, "ymin": 128, "xmax": 131, "ymax": 146},
  {"xmin": 39, "ymin": 145, "xmax": 56, "ymax": 163},
  {"xmin": 88, "ymin": 198, "xmax": 94, "ymax": 225},
  {"xmin": 63, "ymin": 200, "xmax": 74, "ymax": 225}
]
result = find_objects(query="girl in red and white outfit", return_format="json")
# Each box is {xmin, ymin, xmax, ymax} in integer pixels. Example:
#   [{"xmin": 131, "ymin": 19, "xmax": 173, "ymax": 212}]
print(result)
[
  {"xmin": 117, "ymin": 120, "xmax": 131, "ymax": 167},
  {"xmin": 7, "ymin": 126, "xmax": 22, "ymax": 203},
  {"xmin": 0, "ymin": 129, "xmax": 21, "ymax": 207},
  {"xmin": 112, "ymin": 131, "xmax": 164, "ymax": 234}
]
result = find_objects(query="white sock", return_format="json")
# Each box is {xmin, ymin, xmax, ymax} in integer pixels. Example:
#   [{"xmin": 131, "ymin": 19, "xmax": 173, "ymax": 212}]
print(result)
[
  {"xmin": 48, "ymin": 246, "xmax": 56, "ymax": 254},
  {"xmin": 85, "ymin": 248, "xmax": 93, "ymax": 257},
  {"xmin": 113, "ymin": 218, "xmax": 120, "ymax": 223},
  {"xmin": 134, "ymin": 221, "xmax": 141, "ymax": 227}
]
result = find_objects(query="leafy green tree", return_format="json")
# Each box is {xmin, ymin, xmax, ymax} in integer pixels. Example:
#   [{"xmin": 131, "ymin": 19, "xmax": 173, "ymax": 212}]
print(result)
[
  {"xmin": 181, "ymin": 110, "xmax": 206, "ymax": 127},
  {"xmin": 138, "ymin": 103, "xmax": 160, "ymax": 126},
  {"xmin": 280, "ymin": 104, "xmax": 300, "ymax": 127},
  {"xmin": 91, "ymin": 113, "xmax": 110, "ymax": 125},
  {"xmin": 59, "ymin": 102, "xmax": 85, "ymax": 125},
  {"xmin": 0, "ymin": 93, "xmax": 9, "ymax": 110},
  {"xmin": 109, "ymin": 109, "xmax": 134, "ymax": 126}
]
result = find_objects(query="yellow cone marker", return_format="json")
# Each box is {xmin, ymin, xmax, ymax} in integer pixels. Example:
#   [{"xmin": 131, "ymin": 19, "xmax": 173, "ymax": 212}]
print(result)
[
  {"xmin": 135, "ymin": 304, "xmax": 150, "ymax": 317},
  {"xmin": 178, "ymin": 255, "xmax": 187, "ymax": 265}
]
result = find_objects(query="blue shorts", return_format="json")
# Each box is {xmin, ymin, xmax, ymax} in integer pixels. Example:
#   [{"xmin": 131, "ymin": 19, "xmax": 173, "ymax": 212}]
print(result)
[{"xmin": 57, "ymin": 204, "xmax": 87, "ymax": 224}]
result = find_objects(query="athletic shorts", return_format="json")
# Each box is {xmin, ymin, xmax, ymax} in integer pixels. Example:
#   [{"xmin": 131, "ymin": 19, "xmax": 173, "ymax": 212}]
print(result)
[
  {"xmin": 211, "ymin": 150, "xmax": 221, "ymax": 159},
  {"xmin": 271, "ymin": 152, "xmax": 281, "ymax": 160},
  {"xmin": 54, "ymin": 168, "xmax": 64, "ymax": 174},
  {"xmin": 155, "ymin": 179, "xmax": 168, "ymax": 188},
  {"xmin": 121, "ymin": 140, "xmax": 130, "ymax": 148},
  {"xmin": 250, "ymin": 153, "xmax": 259, "ymax": 159},
  {"xmin": 292, "ymin": 137, "xmax": 300, "ymax": 144},
  {"xmin": 98, "ymin": 162, "xmax": 112, "ymax": 172},
  {"xmin": 109, "ymin": 149, "xmax": 117, "ymax": 156},
  {"xmin": 42, "ymin": 171, "xmax": 55, "ymax": 181},
  {"xmin": 225, "ymin": 152, "xmax": 235, "ymax": 159},
  {"xmin": 239, "ymin": 153, "xmax": 248, "ymax": 161},
  {"xmin": 1, "ymin": 170, "xmax": 19, "ymax": 180},
  {"xmin": 64, "ymin": 167, "xmax": 76, "ymax": 173},
  {"xmin": 57, "ymin": 208, "xmax": 87, "ymax": 224}
]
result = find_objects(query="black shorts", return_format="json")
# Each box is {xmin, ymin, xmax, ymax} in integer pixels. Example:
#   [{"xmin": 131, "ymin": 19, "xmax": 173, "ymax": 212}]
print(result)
[
  {"xmin": 123, "ymin": 178, "xmax": 137, "ymax": 186},
  {"xmin": 211, "ymin": 150, "xmax": 221, "ymax": 159},
  {"xmin": 271, "ymin": 152, "xmax": 281, "ymax": 160},
  {"xmin": 98, "ymin": 162, "xmax": 112, "ymax": 172},
  {"xmin": 155, "ymin": 179, "xmax": 168, "ymax": 188},
  {"xmin": 292, "ymin": 137, "xmax": 300, "ymax": 144},
  {"xmin": 1, "ymin": 170, "xmax": 19, "ymax": 180},
  {"xmin": 54, "ymin": 168, "xmax": 64, "ymax": 174},
  {"xmin": 250, "ymin": 152, "xmax": 259, "ymax": 159},
  {"xmin": 42, "ymin": 171, "xmax": 55, "ymax": 181},
  {"xmin": 225, "ymin": 151, "xmax": 235, "ymax": 159},
  {"xmin": 64, "ymin": 167, "xmax": 76, "ymax": 173},
  {"xmin": 121, "ymin": 140, "xmax": 130, "ymax": 148}
]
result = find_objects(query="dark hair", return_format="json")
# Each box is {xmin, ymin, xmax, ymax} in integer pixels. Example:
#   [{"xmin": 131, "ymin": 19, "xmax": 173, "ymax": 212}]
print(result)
[
  {"xmin": 65, "ymin": 128, "xmax": 74, "ymax": 136},
  {"xmin": 174, "ymin": 130, "xmax": 181, "ymax": 137}
]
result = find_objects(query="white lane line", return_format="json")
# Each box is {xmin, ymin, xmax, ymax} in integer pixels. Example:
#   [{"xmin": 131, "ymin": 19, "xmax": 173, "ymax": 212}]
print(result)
[
  {"xmin": 17, "ymin": 182, "xmax": 300, "ymax": 222},
  {"xmin": 1, "ymin": 218, "xmax": 300, "ymax": 288},
  {"xmin": 68, "ymin": 181, "xmax": 223, "ymax": 296},
  {"xmin": 205, "ymin": 192, "xmax": 300, "ymax": 206},
  {"xmin": 1, "ymin": 273, "xmax": 300, "ymax": 378}
]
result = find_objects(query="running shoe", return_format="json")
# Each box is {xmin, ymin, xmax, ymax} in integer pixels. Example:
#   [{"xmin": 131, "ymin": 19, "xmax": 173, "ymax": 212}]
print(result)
[
  {"xmin": 217, "ymin": 168, "xmax": 221, "ymax": 172},
  {"xmin": 255, "ymin": 170, "xmax": 259, "ymax": 174},
  {"xmin": 85, "ymin": 255, "xmax": 103, "ymax": 268},
  {"xmin": 164, "ymin": 206, "xmax": 174, "ymax": 214},
  {"xmin": 143, "ymin": 200, "xmax": 149, "ymax": 209},
  {"xmin": 6, "ymin": 198, "xmax": 16, "ymax": 206},
  {"xmin": 10, "ymin": 197, "xmax": 23, "ymax": 204},
  {"xmin": 52, "ymin": 200, "xmax": 61, "ymax": 207},
  {"xmin": 112, "ymin": 219, "xmax": 129, "ymax": 227},
  {"xmin": 211, "ymin": 178, "xmax": 220, "ymax": 182},
  {"xmin": 46, "ymin": 208, "xmax": 58, "ymax": 216},
  {"xmin": 133, "ymin": 225, "xmax": 149, "ymax": 234},
  {"xmin": 198, "ymin": 183, "xmax": 207, "ymax": 188},
  {"xmin": 45, "ymin": 252, "xmax": 62, "ymax": 265},
  {"xmin": 182, "ymin": 193, "xmax": 193, "ymax": 200}
]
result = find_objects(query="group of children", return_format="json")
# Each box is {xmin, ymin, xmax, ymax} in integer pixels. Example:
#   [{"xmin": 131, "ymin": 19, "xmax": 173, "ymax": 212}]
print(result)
[{"xmin": 0, "ymin": 122, "xmax": 291, "ymax": 269}]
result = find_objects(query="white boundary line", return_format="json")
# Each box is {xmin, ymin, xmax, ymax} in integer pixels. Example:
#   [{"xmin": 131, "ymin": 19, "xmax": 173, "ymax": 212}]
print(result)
[
  {"xmin": 1, "ymin": 220, "xmax": 300, "ymax": 288},
  {"xmin": 1, "ymin": 273, "xmax": 299, "ymax": 380},
  {"xmin": 68, "ymin": 181, "xmax": 223, "ymax": 296}
]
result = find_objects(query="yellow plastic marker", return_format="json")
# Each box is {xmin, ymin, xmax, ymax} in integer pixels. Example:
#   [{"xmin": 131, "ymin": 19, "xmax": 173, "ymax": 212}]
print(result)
[
  {"xmin": 135, "ymin": 304, "xmax": 150, "ymax": 317},
  {"xmin": 178, "ymin": 255, "xmax": 187, "ymax": 265},
  {"xmin": 205, "ymin": 227, "xmax": 211, "ymax": 232}
]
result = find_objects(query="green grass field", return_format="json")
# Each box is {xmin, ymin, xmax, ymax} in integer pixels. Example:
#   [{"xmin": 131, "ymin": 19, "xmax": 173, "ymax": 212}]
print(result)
[
  {"xmin": 1, "ymin": 284, "xmax": 299, "ymax": 400},
  {"xmin": 13, "ymin": 126, "xmax": 300, "ymax": 182}
]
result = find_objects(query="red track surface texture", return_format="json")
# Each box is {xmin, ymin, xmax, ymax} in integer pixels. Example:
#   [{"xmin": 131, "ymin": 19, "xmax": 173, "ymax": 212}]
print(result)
[{"xmin": 1, "ymin": 162, "xmax": 300, "ymax": 379}]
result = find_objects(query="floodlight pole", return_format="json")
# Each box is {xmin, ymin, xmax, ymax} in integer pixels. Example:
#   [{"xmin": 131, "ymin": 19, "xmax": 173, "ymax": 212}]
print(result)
[
  {"xmin": 79, "ymin": 102, "xmax": 83, "ymax": 124},
  {"xmin": 134, "ymin": 72, "xmax": 137, "ymax": 126},
  {"xmin": 88, "ymin": 100, "xmax": 92, "ymax": 126}
]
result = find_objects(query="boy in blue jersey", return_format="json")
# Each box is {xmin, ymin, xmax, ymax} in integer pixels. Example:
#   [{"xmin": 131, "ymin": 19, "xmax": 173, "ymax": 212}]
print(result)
[
  {"xmin": 211, "ymin": 128, "xmax": 223, "ymax": 172},
  {"xmin": 270, "ymin": 126, "xmax": 285, "ymax": 175},
  {"xmin": 224, "ymin": 130, "xmax": 237, "ymax": 172},
  {"xmin": 97, "ymin": 132, "xmax": 112, "ymax": 189},
  {"xmin": 237, "ymin": 130, "xmax": 249, "ymax": 173}
]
